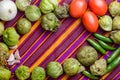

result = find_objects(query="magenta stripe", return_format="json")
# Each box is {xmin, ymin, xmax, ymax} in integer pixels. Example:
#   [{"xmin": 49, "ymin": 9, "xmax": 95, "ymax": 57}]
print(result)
[
  {"xmin": 105, "ymin": 64, "xmax": 120, "ymax": 80},
  {"xmin": 67, "ymin": 74, "xmax": 83, "ymax": 80},
  {"xmin": 18, "ymin": 26, "xmax": 44, "ymax": 56},
  {"xmin": 10, "ymin": 17, "xmax": 75, "ymax": 73},
  {"xmin": 10, "ymin": 17, "xmax": 70, "ymax": 72},
  {"xmin": 11, "ymin": 31, "xmax": 50, "ymax": 72},
  {"xmin": 40, "ymin": 24, "xmax": 84, "ymax": 67},
  {"xmin": 36, "ymin": 22, "xmax": 81, "ymax": 67},
  {"xmin": 57, "ymin": 31, "xmax": 90, "ymax": 62},
  {"xmin": 4, "ymin": 12, "xmax": 24, "ymax": 28},
  {"xmin": 22, "ymin": 18, "xmax": 76, "ymax": 66},
  {"xmin": 41, "ymin": 24, "xmax": 86, "ymax": 80},
  {"xmin": 113, "ymin": 73, "xmax": 120, "ymax": 80}
]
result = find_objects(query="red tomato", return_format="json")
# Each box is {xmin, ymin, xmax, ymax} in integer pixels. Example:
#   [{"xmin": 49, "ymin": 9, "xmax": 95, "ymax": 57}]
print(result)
[
  {"xmin": 89, "ymin": 0, "xmax": 108, "ymax": 16},
  {"xmin": 82, "ymin": 11, "xmax": 99, "ymax": 32},
  {"xmin": 69, "ymin": 0, "xmax": 87, "ymax": 18}
]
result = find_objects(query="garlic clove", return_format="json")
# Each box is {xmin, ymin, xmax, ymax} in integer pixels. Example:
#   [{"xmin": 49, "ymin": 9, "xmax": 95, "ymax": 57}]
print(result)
[
  {"xmin": 14, "ymin": 60, "xmax": 20, "ymax": 64},
  {"xmin": 14, "ymin": 49, "xmax": 21, "ymax": 60},
  {"xmin": 8, "ymin": 60, "xmax": 20, "ymax": 66},
  {"xmin": 7, "ymin": 53, "xmax": 15, "ymax": 62},
  {"xmin": 8, "ymin": 61, "xmax": 15, "ymax": 66}
]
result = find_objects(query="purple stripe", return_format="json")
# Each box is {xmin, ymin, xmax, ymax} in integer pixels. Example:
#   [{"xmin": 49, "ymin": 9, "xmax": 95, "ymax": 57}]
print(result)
[
  {"xmin": 7, "ymin": 0, "xmax": 66, "ymax": 57},
  {"xmin": 11, "ymin": 17, "xmax": 75, "ymax": 73},
  {"xmin": 82, "ymin": 77, "xmax": 89, "ymax": 80},
  {"xmin": 103, "ymin": 45, "xmax": 120, "ymax": 59},
  {"xmin": 40, "ymin": 24, "xmax": 85, "ymax": 67},
  {"xmin": 11, "ymin": 31, "xmax": 50, "ymax": 72},
  {"xmin": 117, "ymin": 0, "xmax": 120, "ymax": 2},
  {"xmin": 4, "ymin": 12, "xmax": 24, "ymax": 28},
  {"xmin": 57, "ymin": 31, "xmax": 90, "ymax": 62},
  {"xmin": 18, "ymin": 26, "xmax": 44, "ymax": 56},
  {"xmin": 45, "ymin": 26, "xmax": 88, "ymax": 80},
  {"xmin": 113, "ymin": 73, "xmax": 120, "ymax": 80},
  {"xmin": 23, "ymin": 18, "xmax": 76, "ymax": 67},
  {"xmin": 67, "ymin": 74, "xmax": 83, "ymax": 80},
  {"xmin": 103, "ymin": 51, "xmax": 114, "ymax": 60},
  {"xmin": 35, "ymin": 0, "xmax": 41, "ymax": 6},
  {"xmin": 105, "ymin": 64, "xmax": 120, "ymax": 80},
  {"xmin": 65, "ymin": 0, "xmax": 72, "ymax": 4}
]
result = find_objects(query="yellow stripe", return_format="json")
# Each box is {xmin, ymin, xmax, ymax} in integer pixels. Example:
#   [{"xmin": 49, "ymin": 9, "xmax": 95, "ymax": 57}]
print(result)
[
  {"xmin": 101, "ymin": 73, "xmax": 110, "ymax": 80},
  {"xmin": 45, "ymin": 31, "xmax": 87, "ymax": 79},
  {"xmin": 9, "ymin": 0, "xmax": 62, "ymax": 54},
  {"xmin": 9, "ymin": 18, "xmax": 42, "ymax": 54},
  {"xmin": 55, "ymin": 30, "xmax": 86, "ymax": 61},
  {"xmin": 112, "ymin": 72, "xmax": 120, "ymax": 80},
  {"xmin": 30, "ymin": 19, "xmax": 81, "ymax": 72},
  {"xmin": 61, "ymin": 75, "xmax": 69, "ymax": 80},
  {"xmin": 61, "ymin": 33, "xmax": 91, "ymax": 80}
]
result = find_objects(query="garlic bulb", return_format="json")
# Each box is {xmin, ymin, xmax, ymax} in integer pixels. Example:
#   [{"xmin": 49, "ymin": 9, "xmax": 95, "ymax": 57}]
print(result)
[{"xmin": 0, "ymin": 0, "xmax": 17, "ymax": 21}]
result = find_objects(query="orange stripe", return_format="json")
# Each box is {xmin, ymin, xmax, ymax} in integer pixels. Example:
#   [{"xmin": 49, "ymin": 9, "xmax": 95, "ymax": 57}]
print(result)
[
  {"xmin": 22, "ymin": 33, "xmax": 52, "ymax": 64},
  {"xmin": 62, "ymin": 35, "xmax": 115, "ymax": 80},
  {"xmin": 11, "ymin": 17, "xmax": 65, "ymax": 71},
  {"xmin": 45, "ymin": 30, "xmax": 88, "ymax": 79},
  {"xmin": 79, "ymin": 76, "xmax": 84, "ymax": 80},
  {"xmin": 9, "ymin": 17, "xmax": 42, "ymax": 54},
  {"xmin": 61, "ymin": 33, "xmax": 91, "ymax": 64},
  {"xmin": 20, "ymin": 19, "xmax": 65, "ymax": 63},
  {"xmin": 11, "ymin": 19, "xmax": 65, "ymax": 68},
  {"xmin": 55, "ymin": 30, "xmax": 87, "ymax": 61},
  {"xmin": 9, "ymin": 0, "xmax": 62, "ymax": 54},
  {"xmin": 61, "ymin": 75, "xmax": 69, "ymax": 80},
  {"xmin": 61, "ymin": 33, "xmax": 91, "ymax": 80},
  {"xmin": 10, "ymin": 31, "xmax": 48, "ymax": 69},
  {"xmin": 30, "ymin": 19, "xmax": 81, "ymax": 72},
  {"xmin": 112, "ymin": 72, "xmax": 120, "ymax": 80},
  {"xmin": 100, "ymin": 73, "xmax": 110, "ymax": 80},
  {"xmin": 9, "ymin": 0, "xmax": 40, "ymax": 54},
  {"xmin": 20, "ymin": 32, "xmax": 46, "ymax": 58}
]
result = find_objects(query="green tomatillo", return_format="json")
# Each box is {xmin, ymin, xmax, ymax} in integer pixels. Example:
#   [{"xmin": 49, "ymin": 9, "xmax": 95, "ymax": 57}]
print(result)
[
  {"xmin": 0, "ymin": 67, "xmax": 11, "ymax": 80},
  {"xmin": 3, "ymin": 27, "xmax": 20, "ymax": 47},
  {"xmin": 31, "ymin": 67, "xmax": 46, "ymax": 80},
  {"xmin": 15, "ymin": 65, "xmax": 30, "ymax": 80},
  {"xmin": 46, "ymin": 61, "xmax": 63, "ymax": 78},
  {"xmin": 16, "ymin": 18, "xmax": 32, "ymax": 34},
  {"xmin": 25, "ymin": 5, "xmax": 41, "ymax": 22},
  {"xmin": 15, "ymin": 0, "xmax": 31, "ymax": 11},
  {"xmin": 63, "ymin": 58, "xmax": 81, "ymax": 76},
  {"xmin": 41, "ymin": 13, "xmax": 60, "ymax": 32},
  {"xmin": 39, "ymin": 0, "xmax": 58, "ymax": 14}
]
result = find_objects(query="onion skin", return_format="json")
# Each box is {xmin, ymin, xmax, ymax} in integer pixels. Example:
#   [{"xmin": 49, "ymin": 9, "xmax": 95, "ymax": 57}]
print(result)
[{"xmin": 0, "ymin": 0, "xmax": 17, "ymax": 21}]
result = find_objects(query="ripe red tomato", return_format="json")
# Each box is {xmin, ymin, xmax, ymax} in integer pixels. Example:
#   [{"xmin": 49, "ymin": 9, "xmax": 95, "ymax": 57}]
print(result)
[
  {"xmin": 82, "ymin": 11, "xmax": 99, "ymax": 32},
  {"xmin": 89, "ymin": 0, "xmax": 108, "ymax": 16},
  {"xmin": 69, "ymin": 0, "xmax": 87, "ymax": 18}
]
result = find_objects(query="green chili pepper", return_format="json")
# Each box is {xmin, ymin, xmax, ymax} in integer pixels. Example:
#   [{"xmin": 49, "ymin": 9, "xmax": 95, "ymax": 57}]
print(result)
[
  {"xmin": 106, "ymin": 56, "xmax": 120, "ymax": 73},
  {"xmin": 82, "ymin": 70, "xmax": 98, "ymax": 80},
  {"xmin": 97, "ymin": 40, "xmax": 116, "ymax": 50},
  {"xmin": 87, "ymin": 39, "xmax": 106, "ymax": 54},
  {"xmin": 93, "ymin": 33, "xmax": 113, "ymax": 43},
  {"xmin": 107, "ymin": 48, "xmax": 120, "ymax": 63}
]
